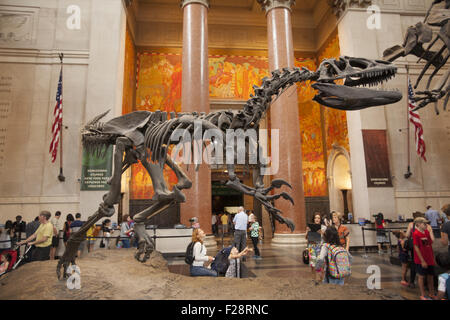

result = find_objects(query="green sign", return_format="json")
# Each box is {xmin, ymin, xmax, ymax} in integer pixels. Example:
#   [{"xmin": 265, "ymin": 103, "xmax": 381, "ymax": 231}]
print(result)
[{"xmin": 80, "ymin": 145, "xmax": 113, "ymax": 191}]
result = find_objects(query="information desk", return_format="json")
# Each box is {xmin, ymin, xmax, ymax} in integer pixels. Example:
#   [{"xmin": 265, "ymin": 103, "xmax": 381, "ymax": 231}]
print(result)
[{"xmin": 345, "ymin": 221, "xmax": 410, "ymax": 249}]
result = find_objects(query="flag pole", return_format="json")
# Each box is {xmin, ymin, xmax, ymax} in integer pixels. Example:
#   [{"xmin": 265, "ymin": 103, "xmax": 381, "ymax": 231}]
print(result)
[
  {"xmin": 58, "ymin": 53, "xmax": 65, "ymax": 182},
  {"xmin": 404, "ymin": 64, "xmax": 412, "ymax": 179}
]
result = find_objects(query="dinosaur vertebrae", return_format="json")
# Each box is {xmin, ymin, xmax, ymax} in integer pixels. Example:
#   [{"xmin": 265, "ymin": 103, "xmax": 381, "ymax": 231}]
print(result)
[{"xmin": 82, "ymin": 67, "xmax": 315, "ymax": 164}]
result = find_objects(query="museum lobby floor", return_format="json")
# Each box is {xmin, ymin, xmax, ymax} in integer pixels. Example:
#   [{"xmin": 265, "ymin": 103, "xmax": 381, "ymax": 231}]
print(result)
[{"xmin": 166, "ymin": 234, "xmax": 447, "ymax": 301}]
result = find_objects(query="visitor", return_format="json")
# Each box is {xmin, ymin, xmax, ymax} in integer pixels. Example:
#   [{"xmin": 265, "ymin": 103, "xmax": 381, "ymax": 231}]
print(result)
[
  {"xmin": 0, "ymin": 222, "xmax": 12, "ymax": 254},
  {"xmin": 233, "ymin": 206, "xmax": 248, "ymax": 254},
  {"xmin": 12, "ymin": 215, "xmax": 26, "ymax": 244},
  {"xmin": 306, "ymin": 213, "xmax": 324, "ymax": 285},
  {"xmin": 18, "ymin": 211, "xmax": 53, "ymax": 261},
  {"xmin": 211, "ymin": 213, "xmax": 218, "ymax": 236},
  {"xmin": 50, "ymin": 211, "xmax": 62, "ymax": 260},
  {"xmin": 374, "ymin": 212, "xmax": 390, "ymax": 254},
  {"xmin": 405, "ymin": 211, "xmax": 425, "ymax": 288},
  {"xmin": 332, "ymin": 211, "xmax": 350, "ymax": 251},
  {"xmin": 316, "ymin": 226, "xmax": 349, "ymax": 285},
  {"xmin": 425, "ymin": 205, "xmax": 442, "ymax": 239},
  {"xmin": 128, "ymin": 217, "xmax": 138, "ymax": 248},
  {"xmin": 62, "ymin": 213, "xmax": 74, "ymax": 246},
  {"xmin": 435, "ymin": 252, "xmax": 450, "ymax": 300},
  {"xmin": 86, "ymin": 220, "xmax": 96, "ymax": 253},
  {"xmin": 119, "ymin": 214, "xmax": 133, "ymax": 248},
  {"xmin": 413, "ymin": 217, "xmax": 436, "ymax": 300},
  {"xmin": 70, "ymin": 213, "xmax": 85, "ymax": 258},
  {"xmin": 24, "ymin": 216, "xmax": 40, "ymax": 262},
  {"xmin": 392, "ymin": 230, "xmax": 410, "ymax": 287},
  {"xmin": 101, "ymin": 219, "xmax": 112, "ymax": 249},
  {"xmin": 440, "ymin": 204, "xmax": 450, "ymax": 254},
  {"xmin": 190, "ymin": 228, "xmax": 217, "ymax": 277},
  {"xmin": 221, "ymin": 213, "xmax": 228, "ymax": 235},
  {"xmin": 0, "ymin": 252, "xmax": 12, "ymax": 274},
  {"xmin": 249, "ymin": 215, "xmax": 261, "ymax": 259},
  {"xmin": 225, "ymin": 246, "xmax": 252, "ymax": 278}
]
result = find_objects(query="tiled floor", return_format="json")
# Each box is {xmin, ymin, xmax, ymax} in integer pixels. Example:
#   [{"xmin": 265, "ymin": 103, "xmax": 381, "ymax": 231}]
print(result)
[{"xmin": 167, "ymin": 234, "xmax": 448, "ymax": 300}]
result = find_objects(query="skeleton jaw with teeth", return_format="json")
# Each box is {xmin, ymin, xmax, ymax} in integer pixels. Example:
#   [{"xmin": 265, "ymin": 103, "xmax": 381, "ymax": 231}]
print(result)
[{"xmin": 311, "ymin": 56, "xmax": 403, "ymax": 110}]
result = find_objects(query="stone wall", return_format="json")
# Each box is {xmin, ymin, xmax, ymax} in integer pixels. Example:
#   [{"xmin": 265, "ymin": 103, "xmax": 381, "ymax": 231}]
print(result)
[{"xmin": 0, "ymin": 0, "xmax": 126, "ymax": 224}]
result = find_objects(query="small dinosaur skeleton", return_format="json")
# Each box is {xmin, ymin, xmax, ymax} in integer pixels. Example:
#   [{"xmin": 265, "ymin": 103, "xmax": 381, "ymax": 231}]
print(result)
[{"xmin": 56, "ymin": 56, "xmax": 402, "ymax": 279}]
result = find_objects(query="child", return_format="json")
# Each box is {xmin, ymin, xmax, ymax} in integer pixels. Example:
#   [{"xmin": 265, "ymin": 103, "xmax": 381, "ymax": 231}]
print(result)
[
  {"xmin": 413, "ymin": 217, "xmax": 436, "ymax": 300},
  {"xmin": 225, "ymin": 246, "xmax": 252, "ymax": 278},
  {"xmin": 375, "ymin": 213, "xmax": 390, "ymax": 254},
  {"xmin": 306, "ymin": 213, "xmax": 324, "ymax": 285},
  {"xmin": 249, "ymin": 216, "xmax": 261, "ymax": 259},
  {"xmin": 392, "ymin": 230, "xmax": 409, "ymax": 287},
  {"xmin": 435, "ymin": 252, "xmax": 450, "ymax": 300},
  {"xmin": 0, "ymin": 253, "xmax": 12, "ymax": 274}
]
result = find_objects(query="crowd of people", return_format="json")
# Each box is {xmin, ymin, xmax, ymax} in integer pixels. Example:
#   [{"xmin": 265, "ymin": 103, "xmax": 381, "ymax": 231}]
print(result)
[
  {"xmin": 0, "ymin": 210, "xmax": 140, "ymax": 274},
  {"xmin": 391, "ymin": 204, "xmax": 450, "ymax": 300}
]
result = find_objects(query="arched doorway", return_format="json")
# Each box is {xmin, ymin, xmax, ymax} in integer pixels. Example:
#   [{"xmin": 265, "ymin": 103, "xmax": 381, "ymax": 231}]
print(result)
[{"xmin": 327, "ymin": 145, "xmax": 353, "ymax": 221}]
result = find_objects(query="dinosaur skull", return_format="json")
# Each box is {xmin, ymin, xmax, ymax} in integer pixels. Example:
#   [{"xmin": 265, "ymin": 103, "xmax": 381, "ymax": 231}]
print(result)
[{"xmin": 311, "ymin": 56, "xmax": 402, "ymax": 110}]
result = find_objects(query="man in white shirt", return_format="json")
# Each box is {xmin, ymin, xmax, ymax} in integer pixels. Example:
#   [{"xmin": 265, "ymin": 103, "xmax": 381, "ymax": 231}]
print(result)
[
  {"xmin": 233, "ymin": 207, "xmax": 248, "ymax": 254},
  {"xmin": 50, "ymin": 211, "xmax": 62, "ymax": 260}
]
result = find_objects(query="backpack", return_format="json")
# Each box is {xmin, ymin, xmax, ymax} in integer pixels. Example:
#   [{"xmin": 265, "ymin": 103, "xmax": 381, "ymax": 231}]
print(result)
[
  {"xmin": 211, "ymin": 246, "xmax": 232, "ymax": 275},
  {"xmin": 404, "ymin": 224, "xmax": 415, "ymax": 252},
  {"xmin": 185, "ymin": 242, "xmax": 195, "ymax": 265},
  {"xmin": 302, "ymin": 248, "xmax": 309, "ymax": 265},
  {"xmin": 326, "ymin": 244, "xmax": 351, "ymax": 279}
]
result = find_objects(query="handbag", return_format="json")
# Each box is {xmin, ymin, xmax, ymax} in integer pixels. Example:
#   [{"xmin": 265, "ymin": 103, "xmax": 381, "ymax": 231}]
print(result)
[
  {"xmin": 302, "ymin": 248, "xmax": 309, "ymax": 265},
  {"xmin": 99, "ymin": 240, "xmax": 105, "ymax": 248}
]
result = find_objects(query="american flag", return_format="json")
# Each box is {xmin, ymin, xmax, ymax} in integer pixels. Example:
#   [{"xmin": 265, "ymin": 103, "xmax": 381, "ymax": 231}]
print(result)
[
  {"xmin": 407, "ymin": 77, "xmax": 426, "ymax": 161},
  {"xmin": 49, "ymin": 68, "xmax": 63, "ymax": 163}
]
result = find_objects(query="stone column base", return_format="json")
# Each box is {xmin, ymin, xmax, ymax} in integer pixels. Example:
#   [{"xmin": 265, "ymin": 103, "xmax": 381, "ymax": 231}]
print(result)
[
  {"xmin": 271, "ymin": 233, "xmax": 307, "ymax": 247},
  {"xmin": 204, "ymin": 235, "xmax": 218, "ymax": 250}
]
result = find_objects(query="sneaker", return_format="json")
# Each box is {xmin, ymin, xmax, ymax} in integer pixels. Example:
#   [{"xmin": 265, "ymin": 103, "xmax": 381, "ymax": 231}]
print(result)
[
  {"xmin": 420, "ymin": 296, "xmax": 432, "ymax": 300},
  {"xmin": 400, "ymin": 281, "xmax": 409, "ymax": 287}
]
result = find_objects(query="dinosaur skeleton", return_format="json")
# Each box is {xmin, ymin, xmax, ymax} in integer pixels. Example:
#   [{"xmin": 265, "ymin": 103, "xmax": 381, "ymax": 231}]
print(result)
[
  {"xmin": 383, "ymin": 0, "xmax": 450, "ymax": 114},
  {"xmin": 56, "ymin": 56, "xmax": 402, "ymax": 279}
]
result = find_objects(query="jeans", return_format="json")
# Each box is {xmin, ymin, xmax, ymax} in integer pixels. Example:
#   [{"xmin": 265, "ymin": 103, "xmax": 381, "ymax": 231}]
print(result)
[
  {"xmin": 324, "ymin": 277, "xmax": 345, "ymax": 285},
  {"xmin": 251, "ymin": 236, "xmax": 260, "ymax": 256},
  {"xmin": 121, "ymin": 239, "xmax": 130, "ymax": 248},
  {"xmin": 190, "ymin": 266, "xmax": 218, "ymax": 277},
  {"xmin": 233, "ymin": 230, "xmax": 247, "ymax": 253}
]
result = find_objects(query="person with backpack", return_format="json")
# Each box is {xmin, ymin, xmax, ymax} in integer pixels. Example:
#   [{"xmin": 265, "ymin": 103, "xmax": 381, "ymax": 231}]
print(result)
[
  {"xmin": 101, "ymin": 219, "xmax": 112, "ymax": 249},
  {"xmin": 435, "ymin": 252, "xmax": 450, "ymax": 300},
  {"xmin": 62, "ymin": 214, "xmax": 74, "ymax": 246},
  {"xmin": 316, "ymin": 226, "xmax": 352, "ymax": 285},
  {"xmin": 187, "ymin": 228, "xmax": 217, "ymax": 277}
]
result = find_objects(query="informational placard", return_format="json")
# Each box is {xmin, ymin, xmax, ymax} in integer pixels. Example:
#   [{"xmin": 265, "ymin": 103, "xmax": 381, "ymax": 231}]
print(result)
[
  {"xmin": 362, "ymin": 130, "xmax": 393, "ymax": 187},
  {"xmin": 80, "ymin": 145, "xmax": 113, "ymax": 191}
]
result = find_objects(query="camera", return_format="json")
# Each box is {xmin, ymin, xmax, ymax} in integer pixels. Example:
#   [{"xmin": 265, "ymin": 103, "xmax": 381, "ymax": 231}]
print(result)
[{"xmin": 189, "ymin": 218, "xmax": 196, "ymax": 223}]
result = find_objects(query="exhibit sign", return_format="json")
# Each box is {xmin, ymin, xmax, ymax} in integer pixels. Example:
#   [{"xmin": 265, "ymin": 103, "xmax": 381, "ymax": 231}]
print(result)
[
  {"xmin": 362, "ymin": 130, "xmax": 393, "ymax": 187},
  {"xmin": 80, "ymin": 145, "xmax": 113, "ymax": 191}
]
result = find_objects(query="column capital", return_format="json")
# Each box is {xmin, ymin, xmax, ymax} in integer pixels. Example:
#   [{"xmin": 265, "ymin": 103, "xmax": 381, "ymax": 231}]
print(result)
[
  {"xmin": 257, "ymin": 0, "xmax": 296, "ymax": 14},
  {"xmin": 180, "ymin": 0, "xmax": 209, "ymax": 9},
  {"xmin": 328, "ymin": 0, "xmax": 373, "ymax": 18}
]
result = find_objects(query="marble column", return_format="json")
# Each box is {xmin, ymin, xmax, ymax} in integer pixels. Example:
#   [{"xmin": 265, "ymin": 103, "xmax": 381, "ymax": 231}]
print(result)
[
  {"xmin": 259, "ymin": 0, "xmax": 306, "ymax": 247},
  {"xmin": 180, "ymin": 0, "xmax": 215, "ymax": 246}
]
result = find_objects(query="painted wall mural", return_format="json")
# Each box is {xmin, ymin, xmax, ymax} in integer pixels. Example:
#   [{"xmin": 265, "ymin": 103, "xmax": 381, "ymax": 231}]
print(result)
[
  {"xmin": 296, "ymin": 58, "xmax": 327, "ymax": 197},
  {"xmin": 318, "ymin": 32, "xmax": 350, "ymax": 156},
  {"xmin": 122, "ymin": 26, "xmax": 136, "ymax": 115}
]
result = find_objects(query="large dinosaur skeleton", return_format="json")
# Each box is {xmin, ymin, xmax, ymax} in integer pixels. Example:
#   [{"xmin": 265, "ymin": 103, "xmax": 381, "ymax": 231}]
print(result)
[
  {"xmin": 383, "ymin": 0, "xmax": 450, "ymax": 114},
  {"xmin": 56, "ymin": 56, "xmax": 402, "ymax": 279}
]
